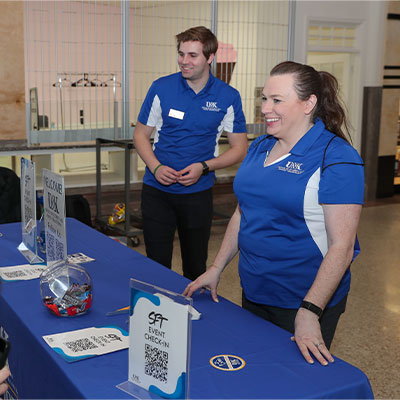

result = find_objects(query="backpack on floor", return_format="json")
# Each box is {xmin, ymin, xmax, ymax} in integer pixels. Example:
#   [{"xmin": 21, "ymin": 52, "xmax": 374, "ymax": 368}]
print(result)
[
  {"xmin": 65, "ymin": 194, "xmax": 92, "ymax": 227},
  {"xmin": 0, "ymin": 167, "xmax": 21, "ymax": 224}
]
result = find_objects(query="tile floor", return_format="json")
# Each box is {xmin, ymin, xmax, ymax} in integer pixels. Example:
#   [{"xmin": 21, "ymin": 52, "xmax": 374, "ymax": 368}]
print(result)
[{"xmin": 129, "ymin": 201, "xmax": 400, "ymax": 399}]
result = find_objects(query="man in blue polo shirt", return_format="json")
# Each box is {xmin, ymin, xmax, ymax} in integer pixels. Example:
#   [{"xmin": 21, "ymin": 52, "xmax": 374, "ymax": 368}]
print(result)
[{"xmin": 133, "ymin": 26, "xmax": 247, "ymax": 280}]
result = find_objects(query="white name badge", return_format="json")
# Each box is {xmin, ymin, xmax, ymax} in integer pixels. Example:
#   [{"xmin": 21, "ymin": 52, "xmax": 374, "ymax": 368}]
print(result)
[{"xmin": 168, "ymin": 109, "xmax": 184, "ymax": 120}]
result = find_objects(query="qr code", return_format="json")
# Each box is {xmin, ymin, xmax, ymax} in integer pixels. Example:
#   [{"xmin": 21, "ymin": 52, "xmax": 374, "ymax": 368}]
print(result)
[
  {"xmin": 144, "ymin": 344, "xmax": 168, "ymax": 383},
  {"xmin": 3, "ymin": 270, "xmax": 27, "ymax": 279},
  {"xmin": 47, "ymin": 234, "xmax": 55, "ymax": 260},
  {"xmin": 64, "ymin": 338, "xmax": 98, "ymax": 353},
  {"xmin": 47, "ymin": 233, "xmax": 65, "ymax": 261},
  {"xmin": 31, "ymin": 268, "xmax": 45, "ymax": 274}
]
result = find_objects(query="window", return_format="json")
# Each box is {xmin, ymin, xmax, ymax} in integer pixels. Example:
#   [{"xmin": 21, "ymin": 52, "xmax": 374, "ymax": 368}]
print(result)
[{"xmin": 308, "ymin": 24, "xmax": 356, "ymax": 50}]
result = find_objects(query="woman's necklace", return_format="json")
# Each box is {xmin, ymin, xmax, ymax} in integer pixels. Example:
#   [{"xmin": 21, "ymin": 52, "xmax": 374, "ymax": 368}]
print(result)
[
  {"xmin": 263, "ymin": 142, "xmax": 277, "ymax": 167},
  {"xmin": 263, "ymin": 141, "xmax": 290, "ymax": 167},
  {"xmin": 263, "ymin": 151, "xmax": 270, "ymax": 167}
]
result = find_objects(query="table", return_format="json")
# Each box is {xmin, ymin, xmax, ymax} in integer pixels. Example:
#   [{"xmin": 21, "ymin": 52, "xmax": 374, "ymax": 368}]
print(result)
[{"xmin": 0, "ymin": 219, "xmax": 374, "ymax": 399}]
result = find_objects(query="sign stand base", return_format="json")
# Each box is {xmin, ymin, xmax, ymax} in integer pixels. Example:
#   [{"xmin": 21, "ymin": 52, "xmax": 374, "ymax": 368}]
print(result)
[
  {"xmin": 17, "ymin": 242, "xmax": 44, "ymax": 264},
  {"xmin": 117, "ymin": 380, "xmax": 163, "ymax": 399}
]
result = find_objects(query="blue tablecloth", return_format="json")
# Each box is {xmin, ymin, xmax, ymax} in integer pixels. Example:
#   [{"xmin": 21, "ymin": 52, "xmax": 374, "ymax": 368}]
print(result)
[{"xmin": 0, "ymin": 218, "xmax": 373, "ymax": 399}]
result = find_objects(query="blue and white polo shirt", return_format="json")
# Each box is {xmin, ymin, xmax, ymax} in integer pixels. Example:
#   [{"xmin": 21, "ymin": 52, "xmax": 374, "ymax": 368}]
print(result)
[
  {"xmin": 233, "ymin": 119, "xmax": 364, "ymax": 309},
  {"xmin": 137, "ymin": 72, "xmax": 247, "ymax": 194}
]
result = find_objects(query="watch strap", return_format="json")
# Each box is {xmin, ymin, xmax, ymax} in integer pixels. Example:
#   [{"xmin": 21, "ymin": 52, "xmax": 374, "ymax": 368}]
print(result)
[
  {"xmin": 300, "ymin": 300, "xmax": 323, "ymax": 318},
  {"xmin": 201, "ymin": 161, "xmax": 209, "ymax": 176}
]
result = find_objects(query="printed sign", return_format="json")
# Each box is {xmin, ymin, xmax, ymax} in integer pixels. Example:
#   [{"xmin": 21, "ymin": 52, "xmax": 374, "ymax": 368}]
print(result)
[
  {"xmin": 18, "ymin": 158, "xmax": 43, "ymax": 264},
  {"xmin": 210, "ymin": 355, "xmax": 246, "ymax": 371},
  {"xmin": 42, "ymin": 169, "xmax": 67, "ymax": 265},
  {"xmin": 42, "ymin": 326, "xmax": 129, "ymax": 363},
  {"xmin": 123, "ymin": 279, "xmax": 191, "ymax": 399}
]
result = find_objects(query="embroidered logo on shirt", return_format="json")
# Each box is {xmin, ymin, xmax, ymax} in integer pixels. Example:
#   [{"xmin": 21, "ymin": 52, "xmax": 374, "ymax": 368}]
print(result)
[
  {"xmin": 202, "ymin": 101, "xmax": 221, "ymax": 112},
  {"xmin": 278, "ymin": 161, "xmax": 304, "ymax": 174}
]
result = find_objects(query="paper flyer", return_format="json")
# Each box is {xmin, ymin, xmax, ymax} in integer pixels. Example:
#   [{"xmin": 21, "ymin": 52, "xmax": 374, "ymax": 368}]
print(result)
[
  {"xmin": 0, "ymin": 253, "xmax": 94, "ymax": 282},
  {"xmin": 43, "ymin": 326, "xmax": 129, "ymax": 362},
  {"xmin": 67, "ymin": 253, "xmax": 95, "ymax": 264},
  {"xmin": 0, "ymin": 264, "xmax": 47, "ymax": 281}
]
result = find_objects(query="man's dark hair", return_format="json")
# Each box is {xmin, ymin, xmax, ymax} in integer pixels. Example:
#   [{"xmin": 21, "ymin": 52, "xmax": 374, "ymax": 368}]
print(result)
[{"xmin": 176, "ymin": 26, "xmax": 218, "ymax": 60}]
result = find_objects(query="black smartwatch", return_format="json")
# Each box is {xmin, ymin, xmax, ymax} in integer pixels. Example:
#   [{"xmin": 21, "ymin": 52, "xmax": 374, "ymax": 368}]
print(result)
[
  {"xmin": 300, "ymin": 300, "xmax": 323, "ymax": 318},
  {"xmin": 201, "ymin": 161, "xmax": 209, "ymax": 176}
]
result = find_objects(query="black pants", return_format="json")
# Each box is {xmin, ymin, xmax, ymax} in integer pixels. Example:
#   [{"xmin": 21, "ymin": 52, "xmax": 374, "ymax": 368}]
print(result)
[
  {"xmin": 242, "ymin": 293, "xmax": 347, "ymax": 349},
  {"xmin": 141, "ymin": 184, "xmax": 213, "ymax": 281}
]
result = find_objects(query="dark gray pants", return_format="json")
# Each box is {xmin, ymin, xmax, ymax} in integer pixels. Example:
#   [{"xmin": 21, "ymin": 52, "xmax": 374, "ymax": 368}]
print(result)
[
  {"xmin": 242, "ymin": 293, "xmax": 347, "ymax": 349},
  {"xmin": 141, "ymin": 183, "xmax": 213, "ymax": 281}
]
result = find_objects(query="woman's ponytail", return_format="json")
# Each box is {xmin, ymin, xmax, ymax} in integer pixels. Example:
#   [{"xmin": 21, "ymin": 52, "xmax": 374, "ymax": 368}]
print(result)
[{"xmin": 315, "ymin": 71, "xmax": 351, "ymax": 143}]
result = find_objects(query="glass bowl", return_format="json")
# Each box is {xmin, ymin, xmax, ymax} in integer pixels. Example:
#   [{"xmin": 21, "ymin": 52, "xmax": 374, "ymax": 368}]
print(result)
[{"xmin": 40, "ymin": 260, "xmax": 92, "ymax": 317}]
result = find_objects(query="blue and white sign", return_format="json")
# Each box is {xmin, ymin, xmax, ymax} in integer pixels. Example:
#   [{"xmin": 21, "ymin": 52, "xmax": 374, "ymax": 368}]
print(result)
[
  {"xmin": 42, "ymin": 169, "xmax": 67, "ymax": 265},
  {"xmin": 123, "ymin": 280, "xmax": 191, "ymax": 399},
  {"xmin": 18, "ymin": 158, "xmax": 43, "ymax": 264}
]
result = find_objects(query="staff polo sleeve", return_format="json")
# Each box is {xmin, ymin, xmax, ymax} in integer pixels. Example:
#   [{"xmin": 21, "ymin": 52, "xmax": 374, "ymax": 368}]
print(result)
[
  {"xmin": 137, "ymin": 82, "xmax": 162, "ymax": 127},
  {"xmin": 224, "ymin": 90, "xmax": 247, "ymax": 133},
  {"xmin": 319, "ymin": 136, "xmax": 365, "ymax": 205}
]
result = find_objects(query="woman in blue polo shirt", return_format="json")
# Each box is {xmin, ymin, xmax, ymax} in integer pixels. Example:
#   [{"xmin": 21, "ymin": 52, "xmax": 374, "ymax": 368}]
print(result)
[{"xmin": 184, "ymin": 61, "xmax": 364, "ymax": 366}]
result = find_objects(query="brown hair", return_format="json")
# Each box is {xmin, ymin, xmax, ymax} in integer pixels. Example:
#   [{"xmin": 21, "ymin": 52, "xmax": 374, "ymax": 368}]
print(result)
[
  {"xmin": 176, "ymin": 26, "xmax": 218, "ymax": 60},
  {"xmin": 270, "ymin": 61, "xmax": 351, "ymax": 143}
]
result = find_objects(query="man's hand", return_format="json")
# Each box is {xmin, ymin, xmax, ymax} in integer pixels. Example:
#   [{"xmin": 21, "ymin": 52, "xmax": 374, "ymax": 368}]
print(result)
[
  {"xmin": 177, "ymin": 163, "xmax": 203, "ymax": 186},
  {"xmin": 154, "ymin": 165, "xmax": 180, "ymax": 186}
]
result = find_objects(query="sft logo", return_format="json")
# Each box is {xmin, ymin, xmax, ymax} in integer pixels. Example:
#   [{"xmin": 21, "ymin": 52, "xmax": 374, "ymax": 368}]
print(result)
[{"xmin": 148, "ymin": 311, "xmax": 168, "ymax": 329}]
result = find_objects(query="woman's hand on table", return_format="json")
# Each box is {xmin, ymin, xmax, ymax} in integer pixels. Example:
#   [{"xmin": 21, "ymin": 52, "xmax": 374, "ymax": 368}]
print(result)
[
  {"xmin": 183, "ymin": 264, "xmax": 222, "ymax": 302},
  {"xmin": 292, "ymin": 308, "xmax": 335, "ymax": 366}
]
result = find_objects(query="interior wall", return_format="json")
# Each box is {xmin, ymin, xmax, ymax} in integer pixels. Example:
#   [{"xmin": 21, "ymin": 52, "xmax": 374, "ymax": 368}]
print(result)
[
  {"xmin": 378, "ymin": 1, "xmax": 400, "ymax": 157},
  {"xmin": 0, "ymin": 1, "xmax": 25, "ymax": 140},
  {"xmin": 219, "ymin": 1, "xmax": 288, "ymax": 124},
  {"xmin": 293, "ymin": 1, "xmax": 387, "ymax": 152}
]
